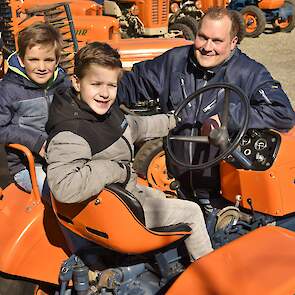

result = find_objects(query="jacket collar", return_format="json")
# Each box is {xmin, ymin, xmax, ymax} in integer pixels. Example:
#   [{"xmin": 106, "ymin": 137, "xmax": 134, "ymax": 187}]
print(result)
[{"xmin": 188, "ymin": 46, "xmax": 237, "ymax": 80}]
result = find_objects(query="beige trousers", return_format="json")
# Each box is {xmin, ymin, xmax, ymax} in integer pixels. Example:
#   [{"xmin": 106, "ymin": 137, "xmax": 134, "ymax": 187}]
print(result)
[{"xmin": 132, "ymin": 184, "xmax": 213, "ymax": 260}]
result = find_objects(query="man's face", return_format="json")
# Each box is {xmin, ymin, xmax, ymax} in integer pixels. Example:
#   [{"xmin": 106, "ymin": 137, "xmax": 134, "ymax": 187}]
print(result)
[
  {"xmin": 194, "ymin": 15, "xmax": 238, "ymax": 68},
  {"xmin": 73, "ymin": 64, "xmax": 120, "ymax": 115},
  {"xmin": 20, "ymin": 44, "xmax": 58, "ymax": 85}
]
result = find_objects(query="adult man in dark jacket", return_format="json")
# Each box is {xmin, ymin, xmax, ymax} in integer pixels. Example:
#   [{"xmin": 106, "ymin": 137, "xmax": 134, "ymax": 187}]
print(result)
[
  {"xmin": 117, "ymin": 8, "xmax": 295, "ymax": 208},
  {"xmin": 0, "ymin": 22, "xmax": 70, "ymax": 193}
]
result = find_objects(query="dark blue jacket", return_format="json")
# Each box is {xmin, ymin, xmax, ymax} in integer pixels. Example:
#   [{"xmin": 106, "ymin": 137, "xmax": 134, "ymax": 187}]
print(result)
[
  {"xmin": 118, "ymin": 45, "xmax": 295, "ymax": 131},
  {"xmin": 0, "ymin": 52, "xmax": 71, "ymax": 176},
  {"xmin": 117, "ymin": 45, "xmax": 295, "ymax": 196}
]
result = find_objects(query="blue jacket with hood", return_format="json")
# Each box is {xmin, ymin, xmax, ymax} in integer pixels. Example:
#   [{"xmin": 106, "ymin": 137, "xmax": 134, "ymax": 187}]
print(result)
[
  {"xmin": 117, "ymin": 45, "xmax": 295, "ymax": 197},
  {"xmin": 0, "ymin": 52, "xmax": 70, "ymax": 176}
]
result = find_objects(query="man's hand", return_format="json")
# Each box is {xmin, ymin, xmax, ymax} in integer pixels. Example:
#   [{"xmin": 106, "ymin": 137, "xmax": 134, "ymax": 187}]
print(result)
[
  {"xmin": 201, "ymin": 114, "xmax": 221, "ymax": 136},
  {"xmin": 39, "ymin": 141, "xmax": 47, "ymax": 158}
]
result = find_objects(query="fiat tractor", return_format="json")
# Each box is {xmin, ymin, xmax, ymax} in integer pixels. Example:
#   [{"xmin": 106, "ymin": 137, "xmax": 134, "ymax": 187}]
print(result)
[
  {"xmin": 103, "ymin": 0, "xmax": 197, "ymax": 40},
  {"xmin": 1, "ymin": 81, "xmax": 295, "ymax": 294},
  {"xmin": 228, "ymin": 0, "xmax": 295, "ymax": 37}
]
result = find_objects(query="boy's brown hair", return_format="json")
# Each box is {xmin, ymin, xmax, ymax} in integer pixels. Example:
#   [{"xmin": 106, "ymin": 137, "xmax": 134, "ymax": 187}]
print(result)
[
  {"xmin": 74, "ymin": 42, "xmax": 122, "ymax": 79},
  {"xmin": 17, "ymin": 22, "xmax": 63, "ymax": 60}
]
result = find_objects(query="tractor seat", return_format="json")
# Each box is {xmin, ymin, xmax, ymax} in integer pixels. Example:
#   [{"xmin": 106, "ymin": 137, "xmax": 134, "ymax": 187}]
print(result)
[{"xmin": 51, "ymin": 183, "xmax": 192, "ymax": 254}]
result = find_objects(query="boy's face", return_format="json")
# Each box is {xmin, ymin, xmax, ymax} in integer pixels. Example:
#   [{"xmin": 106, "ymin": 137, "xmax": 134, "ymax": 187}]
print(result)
[
  {"xmin": 20, "ymin": 43, "xmax": 58, "ymax": 85},
  {"xmin": 72, "ymin": 64, "xmax": 120, "ymax": 116}
]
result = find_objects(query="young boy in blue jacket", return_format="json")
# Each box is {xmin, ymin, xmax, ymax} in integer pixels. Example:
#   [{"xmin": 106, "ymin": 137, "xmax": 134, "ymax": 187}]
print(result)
[{"xmin": 0, "ymin": 22, "xmax": 70, "ymax": 193}]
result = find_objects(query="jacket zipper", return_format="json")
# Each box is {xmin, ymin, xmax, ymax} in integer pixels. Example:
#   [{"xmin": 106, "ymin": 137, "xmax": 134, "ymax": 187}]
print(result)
[
  {"xmin": 189, "ymin": 80, "xmax": 207, "ymax": 162},
  {"xmin": 44, "ymin": 89, "xmax": 50, "ymax": 114},
  {"xmin": 180, "ymin": 78, "xmax": 192, "ymax": 107},
  {"xmin": 189, "ymin": 80, "xmax": 208, "ymax": 196}
]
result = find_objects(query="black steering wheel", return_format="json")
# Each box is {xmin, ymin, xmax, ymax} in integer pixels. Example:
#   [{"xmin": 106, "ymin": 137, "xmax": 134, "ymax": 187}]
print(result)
[{"xmin": 166, "ymin": 83, "xmax": 250, "ymax": 170}]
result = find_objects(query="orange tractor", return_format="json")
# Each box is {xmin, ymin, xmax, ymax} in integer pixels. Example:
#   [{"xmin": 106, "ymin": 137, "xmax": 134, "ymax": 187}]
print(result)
[
  {"xmin": 0, "ymin": 0, "xmax": 191, "ymax": 77},
  {"xmin": 103, "ymin": 0, "xmax": 198, "ymax": 40},
  {"xmin": 1, "ymin": 81, "xmax": 295, "ymax": 294},
  {"xmin": 169, "ymin": 0, "xmax": 295, "ymax": 37},
  {"xmin": 228, "ymin": 0, "xmax": 295, "ymax": 37}
]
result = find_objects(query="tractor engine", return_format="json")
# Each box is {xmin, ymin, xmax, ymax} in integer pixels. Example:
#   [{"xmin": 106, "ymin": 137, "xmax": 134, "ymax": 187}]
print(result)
[{"xmin": 104, "ymin": 0, "xmax": 170, "ymax": 37}]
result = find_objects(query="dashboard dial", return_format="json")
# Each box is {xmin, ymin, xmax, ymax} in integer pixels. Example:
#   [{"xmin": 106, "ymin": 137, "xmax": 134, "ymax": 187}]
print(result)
[
  {"xmin": 254, "ymin": 138, "xmax": 267, "ymax": 151},
  {"xmin": 241, "ymin": 135, "xmax": 251, "ymax": 146}
]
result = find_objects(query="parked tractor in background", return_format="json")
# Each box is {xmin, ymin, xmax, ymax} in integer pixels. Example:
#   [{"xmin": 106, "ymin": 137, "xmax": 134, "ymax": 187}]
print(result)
[
  {"xmin": 168, "ymin": 0, "xmax": 295, "ymax": 37},
  {"xmin": 103, "ymin": 0, "xmax": 197, "ymax": 40},
  {"xmin": 168, "ymin": 0, "xmax": 230, "ymax": 36},
  {"xmin": 0, "ymin": 0, "xmax": 192, "ymax": 77},
  {"xmin": 228, "ymin": 0, "xmax": 295, "ymax": 37}
]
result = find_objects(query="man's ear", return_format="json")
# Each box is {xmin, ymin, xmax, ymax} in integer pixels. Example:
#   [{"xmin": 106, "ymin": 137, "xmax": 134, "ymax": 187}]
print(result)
[
  {"xmin": 17, "ymin": 55, "xmax": 25, "ymax": 67},
  {"xmin": 230, "ymin": 36, "xmax": 238, "ymax": 50},
  {"xmin": 71, "ymin": 75, "xmax": 80, "ymax": 92}
]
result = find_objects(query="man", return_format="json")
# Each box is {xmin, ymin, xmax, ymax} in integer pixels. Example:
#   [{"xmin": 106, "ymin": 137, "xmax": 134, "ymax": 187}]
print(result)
[
  {"xmin": 117, "ymin": 8, "xmax": 295, "ymax": 208},
  {"xmin": 0, "ymin": 22, "xmax": 70, "ymax": 193},
  {"xmin": 45, "ymin": 42, "xmax": 213, "ymax": 261}
]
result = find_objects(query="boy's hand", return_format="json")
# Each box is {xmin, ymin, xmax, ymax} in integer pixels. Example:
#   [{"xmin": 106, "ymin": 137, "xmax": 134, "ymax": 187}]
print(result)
[
  {"xmin": 118, "ymin": 162, "xmax": 137, "ymax": 191},
  {"xmin": 39, "ymin": 141, "xmax": 47, "ymax": 158}
]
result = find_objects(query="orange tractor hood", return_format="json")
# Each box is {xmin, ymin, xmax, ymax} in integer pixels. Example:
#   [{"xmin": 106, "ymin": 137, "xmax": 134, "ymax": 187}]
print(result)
[{"xmin": 109, "ymin": 38, "xmax": 193, "ymax": 69}]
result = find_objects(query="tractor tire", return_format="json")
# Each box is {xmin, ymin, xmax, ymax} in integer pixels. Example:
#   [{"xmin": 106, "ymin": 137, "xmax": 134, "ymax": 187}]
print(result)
[
  {"xmin": 272, "ymin": 0, "xmax": 295, "ymax": 32},
  {"xmin": 240, "ymin": 6, "xmax": 266, "ymax": 37},
  {"xmin": 133, "ymin": 138, "xmax": 174, "ymax": 193},
  {"xmin": 175, "ymin": 15, "xmax": 199, "ymax": 37},
  {"xmin": 0, "ymin": 274, "xmax": 56, "ymax": 295},
  {"xmin": 231, "ymin": 10, "xmax": 246, "ymax": 43},
  {"xmin": 168, "ymin": 23, "xmax": 195, "ymax": 40}
]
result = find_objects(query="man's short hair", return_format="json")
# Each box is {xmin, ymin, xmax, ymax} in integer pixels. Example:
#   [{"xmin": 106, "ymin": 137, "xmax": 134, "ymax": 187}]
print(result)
[
  {"xmin": 199, "ymin": 7, "xmax": 245, "ymax": 43},
  {"xmin": 17, "ymin": 22, "xmax": 63, "ymax": 60},
  {"xmin": 74, "ymin": 42, "xmax": 122, "ymax": 79}
]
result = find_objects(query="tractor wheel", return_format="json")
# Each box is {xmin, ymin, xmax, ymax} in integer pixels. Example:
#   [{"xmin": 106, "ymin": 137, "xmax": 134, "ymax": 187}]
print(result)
[
  {"xmin": 175, "ymin": 15, "xmax": 199, "ymax": 37},
  {"xmin": 168, "ymin": 23, "xmax": 195, "ymax": 40},
  {"xmin": 272, "ymin": 0, "xmax": 295, "ymax": 32},
  {"xmin": 231, "ymin": 10, "xmax": 246, "ymax": 43},
  {"xmin": 133, "ymin": 138, "xmax": 174, "ymax": 194},
  {"xmin": 240, "ymin": 6, "xmax": 266, "ymax": 37},
  {"xmin": 0, "ymin": 275, "xmax": 56, "ymax": 295}
]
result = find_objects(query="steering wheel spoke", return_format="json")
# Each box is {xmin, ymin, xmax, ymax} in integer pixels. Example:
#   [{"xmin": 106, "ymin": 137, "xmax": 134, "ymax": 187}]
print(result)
[{"xmin": 170, "ymin": 135, "xmax": 209, "ymax": 143}]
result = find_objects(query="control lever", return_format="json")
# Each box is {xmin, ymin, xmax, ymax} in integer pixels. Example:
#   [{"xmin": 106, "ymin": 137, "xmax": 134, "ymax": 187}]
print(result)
[
  {"xmin": 235, "ymin": 195, "xmax": 242, "ymax": 207},
  {"xmin": 232, "ymin": 148, "xmax": 253, "ymax": 170},
  {"xmin": 169, "ymin": 180, "xmax": 187, "ymax": 199},
  {"xmin": 247, "ymin": 198, "xmax": 256, "ymax": 222}
]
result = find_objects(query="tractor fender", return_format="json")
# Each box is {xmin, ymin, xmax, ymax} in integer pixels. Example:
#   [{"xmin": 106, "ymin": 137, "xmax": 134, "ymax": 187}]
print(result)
[
  {"xmin": 279, "ymin": 4, "xmax": 294, "ymax": 18},
  {"xmin": 0, "ymin": 184, "xmax": 69, "ymax": 285},
  {"xmin": 166, "ymin": 226, "xmax": 295, "ymax": 295}
]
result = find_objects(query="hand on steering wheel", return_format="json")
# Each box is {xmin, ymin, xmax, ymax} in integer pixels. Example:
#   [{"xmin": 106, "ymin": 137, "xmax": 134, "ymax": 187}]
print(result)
[{"xmin": 166, "ymin": 83, "xmax": 250, "ymax": 170}]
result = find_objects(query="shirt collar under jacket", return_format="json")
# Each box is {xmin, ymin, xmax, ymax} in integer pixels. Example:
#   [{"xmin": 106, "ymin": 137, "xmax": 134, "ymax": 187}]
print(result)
[{"xmin": 189, "ymin": 46, "xmax": 237, "ymax": 80}]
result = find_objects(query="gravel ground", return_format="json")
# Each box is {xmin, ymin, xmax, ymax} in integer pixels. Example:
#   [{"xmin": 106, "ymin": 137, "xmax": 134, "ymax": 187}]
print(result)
[{"xmin": 239, "ymin": 26, "xmax": 295, "ymax": 107}]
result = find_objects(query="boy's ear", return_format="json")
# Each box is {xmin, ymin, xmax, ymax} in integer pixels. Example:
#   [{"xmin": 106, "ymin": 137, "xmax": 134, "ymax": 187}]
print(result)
[{"xmin": 71, "ymin": 75, "xmax": 80, "ymax": 92}]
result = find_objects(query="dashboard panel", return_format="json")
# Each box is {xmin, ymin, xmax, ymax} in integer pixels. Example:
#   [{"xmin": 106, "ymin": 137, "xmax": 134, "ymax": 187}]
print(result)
[{"xmin": 228, "ymin": 129, "xmax": 281, "ymax": 171}]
